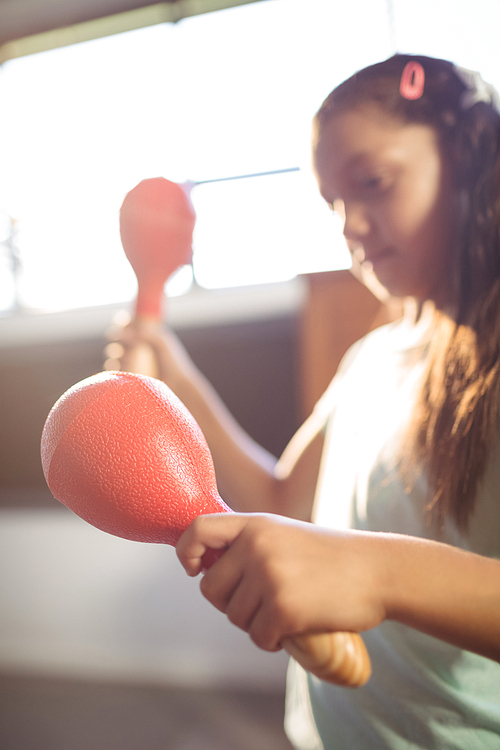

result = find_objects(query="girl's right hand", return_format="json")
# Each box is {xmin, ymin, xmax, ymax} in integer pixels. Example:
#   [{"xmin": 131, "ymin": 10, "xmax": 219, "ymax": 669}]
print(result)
[{"xmin": 177, "ymin": 512, "xmax": 388, "ymax": 653}]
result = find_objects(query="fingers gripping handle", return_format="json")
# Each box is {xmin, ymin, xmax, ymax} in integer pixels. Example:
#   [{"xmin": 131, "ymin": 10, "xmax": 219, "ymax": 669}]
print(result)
[
  {"xmin": 123, "ymin": 340, "xmax": 160, "ymax": 379},
  {"xmin": 120, "ymin": 316, "xmax": 161, "ymax": 379},
  {"xmin": 282, "ymin": 631, "xmax": 371, "ymax": 687},
  {"xmin": 202, "ymin": 551, "xmax": 371, "ymax": 687}
]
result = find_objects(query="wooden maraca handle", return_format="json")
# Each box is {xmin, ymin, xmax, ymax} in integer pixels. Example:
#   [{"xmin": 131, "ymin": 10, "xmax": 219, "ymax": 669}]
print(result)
[{"xmin": 282, "ymin": 631, "xmax": 371, "ymax": 687}]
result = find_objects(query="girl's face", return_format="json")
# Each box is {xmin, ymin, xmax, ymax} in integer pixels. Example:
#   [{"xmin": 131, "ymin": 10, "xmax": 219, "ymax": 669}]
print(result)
[{"xmin": 312, "ymin": 104, "xmax": 454, "ymax": 306}]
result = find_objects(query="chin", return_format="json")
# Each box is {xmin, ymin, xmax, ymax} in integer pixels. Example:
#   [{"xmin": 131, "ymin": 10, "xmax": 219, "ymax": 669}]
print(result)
[{"xmin": 369, "ymin": 274, "xmax": 408, "ymax": 300}]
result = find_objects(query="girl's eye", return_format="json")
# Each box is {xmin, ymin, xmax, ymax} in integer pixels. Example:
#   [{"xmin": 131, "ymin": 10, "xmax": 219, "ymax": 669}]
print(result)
[
  {"xmin": 359, "ymin": 174, "xmax": 385, "ymax": 191},
  {"xmin": 350, "ymin": 164, "xmax": 393, "ymax": 196}
]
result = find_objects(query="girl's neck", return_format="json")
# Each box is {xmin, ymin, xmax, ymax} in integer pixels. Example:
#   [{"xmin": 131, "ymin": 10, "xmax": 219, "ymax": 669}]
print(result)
[
  {"xmin": 403, "ymin": 296, "xmax": 458, "ymax": 327},
  {"xmin": 403, "ymin": 297, "xmax": 433, "ymax": 325}
]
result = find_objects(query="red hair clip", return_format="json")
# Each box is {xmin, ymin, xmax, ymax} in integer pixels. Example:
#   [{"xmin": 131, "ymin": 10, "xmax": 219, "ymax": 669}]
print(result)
[{"xmin": 399, "ymin": 61, "xmax": 425, "ymax": 100}]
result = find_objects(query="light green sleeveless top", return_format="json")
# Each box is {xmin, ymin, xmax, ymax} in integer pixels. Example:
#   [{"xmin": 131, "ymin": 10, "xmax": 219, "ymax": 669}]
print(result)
[{"xmin": 285, "ymin": 311, "xmax": 500, "ymax": 749}]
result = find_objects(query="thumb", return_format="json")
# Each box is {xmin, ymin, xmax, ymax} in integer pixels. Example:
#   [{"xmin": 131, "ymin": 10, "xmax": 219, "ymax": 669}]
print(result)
[{"xmin": 176, "ymin": 512, "xmax": 251, "ymax": 576}]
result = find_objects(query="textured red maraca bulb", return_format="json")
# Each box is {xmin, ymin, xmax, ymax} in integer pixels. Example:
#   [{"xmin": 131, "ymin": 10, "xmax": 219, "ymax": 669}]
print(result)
[
  {"xmin": 41, "ymin": 371, "xmax": 230, "ymax": 545},
  {"xmin": 119, "ymin": 178, "xmax": 196, "ymax": 319}
]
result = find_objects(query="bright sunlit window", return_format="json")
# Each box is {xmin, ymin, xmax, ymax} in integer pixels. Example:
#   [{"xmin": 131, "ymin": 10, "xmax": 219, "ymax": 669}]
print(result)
[{"xmin": 0, "ymin": 0, "xmax": 499, "ymax": 313}]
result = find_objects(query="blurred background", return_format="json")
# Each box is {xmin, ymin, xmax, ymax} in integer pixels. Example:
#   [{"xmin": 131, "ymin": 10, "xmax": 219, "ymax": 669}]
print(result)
[{"xmin": 1, "ymin": 0, "xmax": 499, "ymax": 747}]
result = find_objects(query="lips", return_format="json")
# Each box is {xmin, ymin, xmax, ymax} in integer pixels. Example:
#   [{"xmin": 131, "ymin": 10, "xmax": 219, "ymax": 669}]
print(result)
[{"xmin": 363, "ymin": 247, "xmax": 396, "ymax": 266}]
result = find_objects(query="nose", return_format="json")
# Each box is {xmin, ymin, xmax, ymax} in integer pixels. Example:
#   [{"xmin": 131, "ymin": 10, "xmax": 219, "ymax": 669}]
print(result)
[{"xmin": 341, "ymin": 201, "xmax": 371, "ymax": 243}]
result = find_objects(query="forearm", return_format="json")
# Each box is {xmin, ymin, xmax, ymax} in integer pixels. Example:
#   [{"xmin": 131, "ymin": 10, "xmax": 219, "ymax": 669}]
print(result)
[
  {"xmin": 162, "ymin": 329, "xmax": 321, "ymax": 518},
  {"xmin": 177, "ymin": 514, "xmax": 500, "ymax": 660},
  {"xmin": 172, "ymin": 365, "xmax": 325, "ymax": 520},
  {"xmin": 381, "ymin": 533, "xmax": 500, "ymax": 662}
]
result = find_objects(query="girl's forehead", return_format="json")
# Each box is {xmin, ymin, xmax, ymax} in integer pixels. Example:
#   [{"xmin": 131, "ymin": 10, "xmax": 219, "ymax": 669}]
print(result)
[
  {"xmin": 312, "ymin": 105, "xmax": 440, "ymax": 177},
  {"xmin": 313, "ymin": 104, "xmax": 408, "ymax": 160}
]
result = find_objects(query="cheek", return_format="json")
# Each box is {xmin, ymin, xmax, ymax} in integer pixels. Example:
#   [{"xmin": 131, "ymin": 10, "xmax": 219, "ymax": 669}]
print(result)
[{"xmin": 389, "ymin": 171, "xmax": 450, "ymax": 255}]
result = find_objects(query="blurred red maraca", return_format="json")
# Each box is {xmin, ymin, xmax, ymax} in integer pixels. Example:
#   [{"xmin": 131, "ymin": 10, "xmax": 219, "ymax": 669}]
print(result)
[
  {"xmin": 117, "ymin": 177, "xmax": 196, "ymax": 376},
  {"xmin": 40, "ymin": 370, "xmax": 371, "ymax": 687}
]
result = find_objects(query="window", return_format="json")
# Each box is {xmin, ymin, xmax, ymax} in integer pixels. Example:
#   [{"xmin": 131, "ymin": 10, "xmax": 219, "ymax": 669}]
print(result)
[{"xmin": 0, "ymin": 0, "xmax": 499, "ymax": 313}]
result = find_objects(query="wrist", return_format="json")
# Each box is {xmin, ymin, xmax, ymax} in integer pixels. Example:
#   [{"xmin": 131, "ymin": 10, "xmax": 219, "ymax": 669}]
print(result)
[
  {"xmin": 374, "ymin": 533, "xmax": 409, "ymax": 623},
  {"xmin": 360, "ymin": 531, "xmax": 413, "ymax": 626}
]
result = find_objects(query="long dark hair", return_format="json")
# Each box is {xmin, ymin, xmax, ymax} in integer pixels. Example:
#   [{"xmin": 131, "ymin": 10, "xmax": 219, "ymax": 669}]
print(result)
[{"xmin": 315, "ymin": 54, "xmax": 500, "ymax": 530}]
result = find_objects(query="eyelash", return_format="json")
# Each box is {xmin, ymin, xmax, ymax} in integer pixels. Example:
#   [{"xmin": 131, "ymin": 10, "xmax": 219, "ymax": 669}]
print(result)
[
  {"xmin": 356, "ymin": 171, "xmax": 393, "ymax": 195},
  {"xmin": 329, "ymin": 173, "xmax": 391, "ymax": 210},
  {"xmin": 361, "ymin": 175, "xmax": 384, "ymax": 190}
]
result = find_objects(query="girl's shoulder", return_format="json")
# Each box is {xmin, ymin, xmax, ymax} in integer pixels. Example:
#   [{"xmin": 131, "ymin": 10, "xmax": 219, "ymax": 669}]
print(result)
[
  {"xmin": 311, "ymin": 319, "xmax": 404, "ymax": 417},
  {"xmin": 339, "ymin": 313, "xmax": 428, "ymax": 370},
  {"xmin": 314, "ymin": 311, "xmax": 433, "ymax": 420}
]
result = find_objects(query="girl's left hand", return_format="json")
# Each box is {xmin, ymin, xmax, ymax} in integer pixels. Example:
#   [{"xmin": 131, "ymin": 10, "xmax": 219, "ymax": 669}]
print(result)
[{"xmin": 176, "ymin": 513, "xmax": 387, "ymax": 652}]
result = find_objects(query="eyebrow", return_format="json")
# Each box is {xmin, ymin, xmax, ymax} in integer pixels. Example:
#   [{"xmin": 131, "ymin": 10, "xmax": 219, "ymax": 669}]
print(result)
[{"xmin": 343, "ymin": 152, "xmax": 387, "ymax": 170}]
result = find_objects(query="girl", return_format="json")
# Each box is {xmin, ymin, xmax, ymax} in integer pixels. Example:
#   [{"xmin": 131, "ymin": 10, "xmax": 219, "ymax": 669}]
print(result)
[{"xmin": 119, "ymin": 55, "xmax": 500, "ymax": 748}]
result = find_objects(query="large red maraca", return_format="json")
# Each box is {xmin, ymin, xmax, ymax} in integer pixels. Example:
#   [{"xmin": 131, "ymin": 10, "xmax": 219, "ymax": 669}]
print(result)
[
  {"xmin": 118, "ymin": 178, "xmax": 196, "ymax": 376},
  {"xmin": 40, "ymin": 371, "xmax": 371, "ymax": 687}
]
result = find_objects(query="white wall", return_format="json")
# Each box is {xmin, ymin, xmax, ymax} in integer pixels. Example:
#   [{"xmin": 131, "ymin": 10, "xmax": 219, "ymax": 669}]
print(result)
[{"xmin": 0, "ymin": 504, "xmax": 289, "ymax": 689}]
